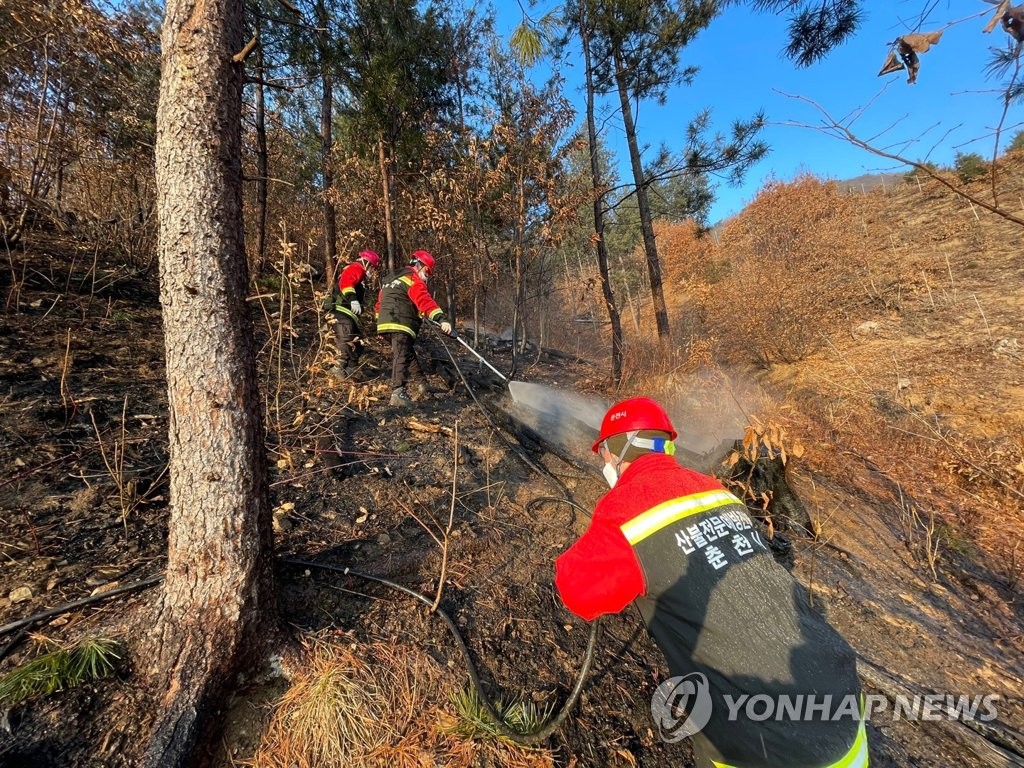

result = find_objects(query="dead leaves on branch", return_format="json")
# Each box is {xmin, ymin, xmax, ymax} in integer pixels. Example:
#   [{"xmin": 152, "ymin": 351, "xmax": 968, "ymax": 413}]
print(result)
[
  {"xmin": 877, "ymin": 30, "xmax": 943, "ymax": 85},
  {"xmin": 726, "ymin": 417, "xmax": 806, "ymax": 470},
  {"xmin": 723, "ymin": 417, "xmax": 805, "ymax": 520},
  {"xmin": 984, "ymin": 1, "xmax": 1024, "ymax": 43},
  {"xmin": 878, "ymin": 4, "xmax": 1024, "ymax": 85}
]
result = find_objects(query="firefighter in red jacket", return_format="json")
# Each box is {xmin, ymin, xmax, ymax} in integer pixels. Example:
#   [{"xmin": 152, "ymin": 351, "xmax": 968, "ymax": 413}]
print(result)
[
  {"xmin": 375, "ymin": 250, "xmax": 454, "ymax": 408},
  {"xmin": 556, "ymin": 398, "xmax": 868, "ymax": 768},
  {"xmin": 329, "ymin": 249, "xmax": 380, "ymax": 377}
]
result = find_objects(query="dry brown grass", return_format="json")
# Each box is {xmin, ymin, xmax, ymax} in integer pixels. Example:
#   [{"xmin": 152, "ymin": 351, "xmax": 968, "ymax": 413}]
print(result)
[
  {"xmin": 714, "ymin": 175, "xmax": 897, "ymax": 365},
  {"xmin": 246, "ymin": 635, "xmax": 554, "ymax": 768},
  {"xmin": 648, "ymin": 159, "xmax": 1024, "ymax": 587}
]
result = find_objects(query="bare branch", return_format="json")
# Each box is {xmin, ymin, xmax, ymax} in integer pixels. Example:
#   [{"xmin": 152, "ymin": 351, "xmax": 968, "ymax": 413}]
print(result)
[
  {"xmin": 776, "ymin": 92, "xmax": 1024, "ymax": 227},
  {"xmin": 431, "ymin": 421, "xmax": 458, "ymax": 613},
  {"xmin": 232, "ymin": 34, "xmax": 258, "ymax": 63}
]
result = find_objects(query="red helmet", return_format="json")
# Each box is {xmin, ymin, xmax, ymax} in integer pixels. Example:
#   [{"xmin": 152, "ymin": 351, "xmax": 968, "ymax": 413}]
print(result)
[
  {"xmin": 359, "ymin": 249, "xmax": 380, "ymax": 268},
  {"xmin": 593, "ymin": 397, "xmax": 676, "ymax": 452},
  {"xmin": 411, "ymin": 250, "xmax": 436, "ymax": 274}
]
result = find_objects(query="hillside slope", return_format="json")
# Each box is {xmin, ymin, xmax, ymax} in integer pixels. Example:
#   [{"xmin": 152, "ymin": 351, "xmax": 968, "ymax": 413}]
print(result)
[
  {"xmin": 1, "ymin": 160, "xmax": 1023, "ymax": 765},
  {"xmin": 649, "ymin": 161, "xmax": 1024, "ymax": 765}
]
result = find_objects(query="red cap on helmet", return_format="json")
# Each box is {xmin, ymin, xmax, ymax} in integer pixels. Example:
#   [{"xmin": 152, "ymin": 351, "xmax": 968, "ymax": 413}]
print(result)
[
  {"xmin": 593, "ymin": 397, "xmax": 677, "ymax": 452},
  {"xmin": 411, "ymin": 250, "xmax": 436, "ymax": 274},
  {"xmin": 359, "ymin": 249, "xmax": 380, "ymax": 268}
]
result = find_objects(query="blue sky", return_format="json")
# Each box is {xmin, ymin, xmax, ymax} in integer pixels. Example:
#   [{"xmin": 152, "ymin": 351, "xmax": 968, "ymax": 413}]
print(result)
[{"xmin": 494, "ymin": 2, "xmax": 1024, "ymax": 223}]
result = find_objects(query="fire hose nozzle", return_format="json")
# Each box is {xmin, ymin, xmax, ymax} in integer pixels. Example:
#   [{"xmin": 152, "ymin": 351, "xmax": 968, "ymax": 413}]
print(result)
[{"xmin": 431, "ymin": 320, "xmax": 508, "ymax": 382}]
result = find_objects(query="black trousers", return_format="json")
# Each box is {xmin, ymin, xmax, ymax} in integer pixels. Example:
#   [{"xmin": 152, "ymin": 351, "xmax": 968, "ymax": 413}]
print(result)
[
  {"xmin": 333, "ymin": 312, "xmax": 361, "ymax": 367},
  {"xmin": 389, "ymin": 332, "xmax": 425, "ymax": 390}
]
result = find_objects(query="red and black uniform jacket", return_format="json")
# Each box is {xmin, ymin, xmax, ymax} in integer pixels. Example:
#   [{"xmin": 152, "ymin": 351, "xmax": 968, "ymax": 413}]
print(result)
[
  {"xmin": 333, "ymin": 261, "xmax": 368, "ymax": 321},
  {"xmin": 375, "ymin": 266, "xmax": 446, "ymax": 337},
  {"xmin": 556, "ymin": 453, "xmax": 864, "ymax": 768}
]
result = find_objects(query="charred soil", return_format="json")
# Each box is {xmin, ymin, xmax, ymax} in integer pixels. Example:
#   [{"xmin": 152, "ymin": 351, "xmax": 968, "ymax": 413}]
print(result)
[{"xmin": 0, "ymin": 231, "xmax": 1022, "ymax": 767}]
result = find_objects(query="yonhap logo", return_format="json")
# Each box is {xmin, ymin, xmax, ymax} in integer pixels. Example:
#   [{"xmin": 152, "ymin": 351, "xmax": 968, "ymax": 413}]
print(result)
[
  {"xmin": 649, "ymin": 678, "xmax": 1000, "ymax": 745},
  {"xmin": 651, "ymin": 672, "xmax": 713, "ymax": 742}
]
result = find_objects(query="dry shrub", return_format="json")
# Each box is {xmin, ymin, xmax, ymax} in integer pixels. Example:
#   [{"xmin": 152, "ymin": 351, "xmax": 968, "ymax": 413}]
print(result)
[
  {"xmin": 712, "ymin": 175, "xmax": 868, "ymax": 365},
  {"xmin": 248, "ymin": 636, "xmax": 553, "ymax": 768},
  {"xmin": 619, "ymin": 331, "xmax": 716, "ymax": 387},
  {"xmin": 658, "ymin": 219, "xmax": 724, "ymax": 287}
]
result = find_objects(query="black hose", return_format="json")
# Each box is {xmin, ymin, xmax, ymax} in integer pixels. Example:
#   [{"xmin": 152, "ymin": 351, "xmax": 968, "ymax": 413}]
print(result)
[
  {"xmin": 525, "ymin": 495, "xmax": 592, "ymax": 519},
  {"xmin": 423, "ymin": 338, "xmax": 604, "ymax": 742},
  {"xmin": 282, "ymin": 557, "xmax": 600, "ymax": 746},
  {"xmin": 0, "ymin": 574, "xmax": 164, "ymax": 641}
]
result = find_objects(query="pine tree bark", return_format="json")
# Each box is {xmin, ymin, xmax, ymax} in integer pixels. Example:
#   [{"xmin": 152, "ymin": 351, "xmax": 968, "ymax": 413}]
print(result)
[
  {"xmin": 254, "ymin": 38, "xmax": 269, "ymax": 274},
  {"xmin": 581, "ymin": 11, "xmax": 623, "ymax": 383},
  {"xmin": 147, "ymin": 0, "xmax": 276, "ymax": 764},
  {"xmin": 613, "ymin": 51, "xmax": 671, "ymax": 339}
]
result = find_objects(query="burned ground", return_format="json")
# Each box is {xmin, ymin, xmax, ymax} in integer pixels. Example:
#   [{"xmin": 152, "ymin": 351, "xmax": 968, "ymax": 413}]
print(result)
[{"xmin": 1, "ymin": 229, "xmax": 1023, "ymax": 767}]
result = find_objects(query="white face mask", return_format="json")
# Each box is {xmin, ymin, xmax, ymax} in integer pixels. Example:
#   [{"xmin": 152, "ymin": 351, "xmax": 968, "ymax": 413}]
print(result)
[{"xmin": 602, "ymin": 462, "xmax": 619, "ymax": 489}]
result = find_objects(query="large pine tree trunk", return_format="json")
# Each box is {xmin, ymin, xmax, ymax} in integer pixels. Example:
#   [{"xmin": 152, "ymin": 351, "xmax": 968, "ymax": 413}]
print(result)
[
  {"xmin": 581, "ymin": 12, "xmax": 623, "ymax": 383},
  {"xmin": 254, "ymin": 38, "xmax": 269, "ymax": 275},
  {"xmin": 148, "ymin": 0, "xmax": 276, "ymax": 764},
  {"xmin": 614, "ymin": 52, "xmax": 671, "ymax": 340}
]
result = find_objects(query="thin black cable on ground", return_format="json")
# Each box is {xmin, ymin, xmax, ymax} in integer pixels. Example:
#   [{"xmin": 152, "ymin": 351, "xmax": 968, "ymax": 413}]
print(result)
[
  {"xmin": 2, "ymin": 554, "xmax": 599, "ymax": 747},
  {"xmin": 421, "ymin": 337, "xmax": 605, "ymax": 742},
  {"xmin": 0, "ymin": 574, "xmax": 164, "ymax": 641},
  {"xmin": 1, "ymin": 559, "xmax": 597, "ymax": 744},
  {"xmin": 282, "ymin": 557, "xmax": 600, "ymax": 746},
  {"xmin": 0, "ymin": 574, "xmax": 165, "ymax": 662},
  {"xmin": 526, "ymin": 495, "xmax": 592, "ymax": 521}
]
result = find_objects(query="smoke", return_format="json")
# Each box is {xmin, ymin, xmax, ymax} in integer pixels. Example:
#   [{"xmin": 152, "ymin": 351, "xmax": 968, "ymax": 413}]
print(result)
[
  {"xmin": 507, "ymin": 381, "xmax": 607, "ymax": 456},
  {"xmin": 506, "ymin": 369, "xmax": 765, "ymax": 474},
  {"xmin": 656, "ymin": 367, "xmax": 765, "ymax": 473}
]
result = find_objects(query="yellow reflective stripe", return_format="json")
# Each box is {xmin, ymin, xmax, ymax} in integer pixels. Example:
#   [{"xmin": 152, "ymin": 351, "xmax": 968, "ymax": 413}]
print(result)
[
  {"xmin": 620, "ymin": 489, "xmax": 739, "ymax": 545},
  {"xmin": 710, "ymin": 717, "xmax": 868, "ymax": 768},
  {"xmin": 830, "ymin": 716, "xmax": 868, "ymax": 768},
  {"xmin": 336, "ymin": 307, "xmax": 357, "ymax": 320},
  {"xmin": 341, "ymin": 287, "xmax": 356, "ymax": 295},
  {"xmin": 377, "ymin": 322, "xmax": 415, "ymax": 336},
  {"xmin": 399, "ymin": 276, "xmax": 413, "ymax": 286},
  {"xmin": 428, "ymin": 308, "xmax": 443, "ymax": 320}
]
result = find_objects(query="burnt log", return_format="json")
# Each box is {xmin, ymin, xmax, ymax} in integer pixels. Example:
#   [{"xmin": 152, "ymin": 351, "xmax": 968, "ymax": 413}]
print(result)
[{"xmin": 722, "ymin": 440, "xmax": 813, "ymax": 536}]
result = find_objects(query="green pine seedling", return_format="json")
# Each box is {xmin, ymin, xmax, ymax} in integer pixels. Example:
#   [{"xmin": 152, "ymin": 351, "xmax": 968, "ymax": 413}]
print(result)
[{"xmin": 0, "ymin": 637, "xmax": 121, "ymax": 706}]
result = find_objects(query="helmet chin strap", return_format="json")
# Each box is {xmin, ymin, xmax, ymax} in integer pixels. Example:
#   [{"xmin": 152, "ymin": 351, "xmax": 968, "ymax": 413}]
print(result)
[
  {"xmin": 603, "ymin": 430, "xmax": 677, "ymax": 477},
  {"xmin": 603, "ymin": 430, "xmax": 636, "ymax": 481}
]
